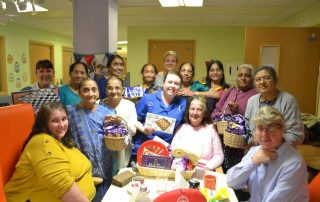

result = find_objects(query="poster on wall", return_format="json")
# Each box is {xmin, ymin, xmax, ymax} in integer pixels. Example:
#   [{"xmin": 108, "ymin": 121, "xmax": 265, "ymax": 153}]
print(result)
[
  {"xmin": 14, "ymin": 61, "xmax": 20, "ymax": 73},
  {"xmin": 16, "ymin": 77, "xmax": 21, "ymax": 88},
  {"xmin": 7, "ymin": 54, "xmax": 13, "ymax": 64},
  {"xmin": 22, "ymin": 53, "xmax": 27, "ymax": 64},
  {"xmin": 8, "ymin": 72, "xmax": 14, "ymax": 83}
]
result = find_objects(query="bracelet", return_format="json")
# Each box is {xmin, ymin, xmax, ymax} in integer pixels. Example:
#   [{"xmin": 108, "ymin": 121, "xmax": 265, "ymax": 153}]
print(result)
[{"xmin": 195, "ymin": 92, "xmax": 199, "ymax": 96}]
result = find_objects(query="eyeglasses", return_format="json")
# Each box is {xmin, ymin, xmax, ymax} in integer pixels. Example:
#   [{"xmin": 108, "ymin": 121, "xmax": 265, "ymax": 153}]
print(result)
[
  {"xmin": 256, "ymin": 125, "xmax": 278, "ymax": 133},
  {"xmin": 255, "ymin": 76, "xmax": 272, "ymax": 83}
]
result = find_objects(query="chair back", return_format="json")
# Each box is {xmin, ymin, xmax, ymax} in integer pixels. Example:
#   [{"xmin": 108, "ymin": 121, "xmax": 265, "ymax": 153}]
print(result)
[
  {"xmin": 309, "ymin": 172, "xmax": 320, "ymax": 202},
  {"xmin": 0, "ymin": 104, "xmax": 34, "ymax": 201}
]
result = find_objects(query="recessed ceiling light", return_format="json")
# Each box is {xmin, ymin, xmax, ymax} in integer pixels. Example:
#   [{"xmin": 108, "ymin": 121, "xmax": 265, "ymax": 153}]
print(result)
[{"xmin": 159, "ymin": 0, "xmax": 203, "ymax": 7}]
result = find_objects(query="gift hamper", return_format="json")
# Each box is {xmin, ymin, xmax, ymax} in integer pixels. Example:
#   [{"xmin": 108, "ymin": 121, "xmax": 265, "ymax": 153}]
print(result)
[
  {"xmin": 214, "ymin": 113, "xmax": 232, "ymax": 135},
  {"xmin": 136, "ymin": 140, "xmax": 196, "ymax": 180},
  {"xmin": 103, "ymin": 116, "xmax": 129, "ymax": 151},
  {"xmin": 223, "ymin": 114, "xmax": 248, "ymax": 149}
]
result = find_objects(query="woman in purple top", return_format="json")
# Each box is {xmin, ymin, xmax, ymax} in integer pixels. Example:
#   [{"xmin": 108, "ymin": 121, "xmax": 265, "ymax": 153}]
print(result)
[
  {"xmin": 212, "ymin": 64, "xmax": 257, "ymax": 172},
  {"xmin": 212, "ymin": 64, "xmax": 256, "ymax": 118}
]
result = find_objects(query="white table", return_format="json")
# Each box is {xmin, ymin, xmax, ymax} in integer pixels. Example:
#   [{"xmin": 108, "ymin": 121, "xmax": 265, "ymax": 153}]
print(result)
[{"xmin": 102, "ymin": 168, "xmax": 238, "ymax": 202}]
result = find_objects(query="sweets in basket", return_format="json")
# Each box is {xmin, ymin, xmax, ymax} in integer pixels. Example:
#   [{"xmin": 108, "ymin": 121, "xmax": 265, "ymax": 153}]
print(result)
[
  {"xmin": 214, "ymin": 114, "xmax": 232, "ymax": 134},
  {"xmin": 136, "ymin": 140, "xmax": 195, "ymax": 180},
  {"xmin": 103, "ymin": 116, "xmax": 129, "ymax": 151},
  {"xmin": 224, "ymin": 114, "xmax": 250, "ymax": 149}
]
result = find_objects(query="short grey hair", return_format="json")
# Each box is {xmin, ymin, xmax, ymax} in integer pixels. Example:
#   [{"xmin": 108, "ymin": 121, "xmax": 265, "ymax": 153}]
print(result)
[
  {"xmin": 255, "ymin": 65, "xmax": 278, "ymax": 82},
  {"xmin": 253, "ymin": 106, "xmax": 285, "ymax": 129}
]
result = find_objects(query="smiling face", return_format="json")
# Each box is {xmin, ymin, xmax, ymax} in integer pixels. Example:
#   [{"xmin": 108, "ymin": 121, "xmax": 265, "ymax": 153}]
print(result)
[
  {"xmin": 36, "ymin": 67, "xmax": 54, "ymax": 88},
  {"xmin": 189, "ymin": 99, "xmax": 205, "ymax": 127},
  {"xmin": 109, "ymin": 57, "xmax": 124, "ymax": 77},
  {"xmin": 106, "ymin": 78, "xmax": 123, "ymax": 102},
  {"xmin": 142, "ymin": 64, "xmax": 156, "ymax": 84},
  {"xmin": 79, "ymin": 80, "xmax": 99, "ymax": 105},
  {"xmin": 254, "ymin": 70, "xmax": 276, "ymax": 94},
  {"xmin": 236, "ymin": 67, "xmax": 253, "ymax": 90},
  {"xmin": 164, "ymin": 55, "xmax": 177, "ymax": 71},
  {"xmin": 70, "ymin": 63, "xmax": 88, "ymax": 85},
  {"xmin": 255, "ymin": 124, "xmax": 284, "ymax": 150},
  {"xmin": 209, "ymin": 63, "xmax": 223, "ymax": 83},
  {"xmin": 162, "ymin": 73, "xmax": 181, "ymax": 98},
  {"xmin": 180, "ymin": 63, "xmax": 194, "ymax": 83},
  {"xmin": 47, "ymin": 109, "xmax": 69, "ymax": 140}
]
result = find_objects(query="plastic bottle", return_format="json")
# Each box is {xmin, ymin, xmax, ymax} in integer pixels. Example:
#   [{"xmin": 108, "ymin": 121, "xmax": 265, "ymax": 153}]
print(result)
[{"xmin": 135, "ymin": 184, "xmax": 151, "ymax": 202}]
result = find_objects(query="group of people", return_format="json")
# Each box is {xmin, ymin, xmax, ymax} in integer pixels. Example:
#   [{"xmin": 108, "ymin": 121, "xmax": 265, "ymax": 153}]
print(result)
[{"xmin": 5, "ymin": 51, "xmax": 308, "ymax": 202}]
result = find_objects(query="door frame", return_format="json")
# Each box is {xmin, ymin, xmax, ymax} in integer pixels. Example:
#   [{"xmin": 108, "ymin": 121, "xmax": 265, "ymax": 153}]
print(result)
[
  {"xmin": 62, "ymin": 46, "xmax": 74, "ymax": 84},
  {"xmin": 0, "ymin": 36, "xmax": 7, "ymax": 95}
]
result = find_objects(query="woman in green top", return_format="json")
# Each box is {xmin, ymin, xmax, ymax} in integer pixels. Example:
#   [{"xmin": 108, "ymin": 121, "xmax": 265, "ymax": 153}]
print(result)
[{"xmin": 178, "ymin": 62, "xmax": 209, "ymax": 96}]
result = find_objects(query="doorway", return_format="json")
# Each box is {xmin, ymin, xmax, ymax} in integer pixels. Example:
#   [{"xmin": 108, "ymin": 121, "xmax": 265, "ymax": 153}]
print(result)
[
  {"xmin": 148, "ymin": 40, "xmax": 195, "ymax": 72},
  {"xmin": 62, "ymin": 47, "xmax": 74, "ymax": 84},
  {"xmin": 29, "ymin": 41, "xmax": 54, "ymax": 84}
]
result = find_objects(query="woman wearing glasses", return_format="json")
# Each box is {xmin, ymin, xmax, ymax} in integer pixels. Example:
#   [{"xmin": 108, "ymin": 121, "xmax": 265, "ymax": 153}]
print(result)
[
  {"xmin": 227, "ymin": 106, "xmax": 308, "ymax": 202},
  {"xmin": 245, "ymin": 65, "xmax": 304, "ymax": 147}
]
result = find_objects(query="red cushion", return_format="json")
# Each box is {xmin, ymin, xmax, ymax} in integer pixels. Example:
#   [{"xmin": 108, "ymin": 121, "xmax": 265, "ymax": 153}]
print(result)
[{"xmin": 153, "ymin": 188, "xmax": 206, "ymax": 202}]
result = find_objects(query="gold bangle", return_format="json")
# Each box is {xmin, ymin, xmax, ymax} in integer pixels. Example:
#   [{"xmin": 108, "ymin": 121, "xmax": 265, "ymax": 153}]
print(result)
[{"xmin": 195, "ymin": 92, "xmax": 199, "ymax": 96}]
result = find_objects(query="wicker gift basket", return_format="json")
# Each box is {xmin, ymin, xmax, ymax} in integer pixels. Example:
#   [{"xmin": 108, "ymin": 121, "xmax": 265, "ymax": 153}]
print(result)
[
  {"xmin": 224, "ymin": 131, "xmax": 245, "ymax": 148},
  {"xmin": 223, "ymin": 114, "xmax": 247, "ymax": 149},
  {"xmin": 137, "ymin": 165, "xmax": 195, "ymax": 180},
  {"xmin": 215, "ymin": 104, "xmax": 232, "ymax": 135},
  {"xmin": 103, "ymin": 116, "xmax": 129, "ymax": 151}
]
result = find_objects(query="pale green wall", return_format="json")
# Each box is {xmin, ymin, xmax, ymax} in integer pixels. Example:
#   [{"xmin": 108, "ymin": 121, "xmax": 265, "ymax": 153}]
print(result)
[
  {"xmin": 127, "ymin": 26, "xmax": 245, "ymax": 86},
  {"xmin": 0, "ymin": 23, "xmax": 72, "ymax": 94}
]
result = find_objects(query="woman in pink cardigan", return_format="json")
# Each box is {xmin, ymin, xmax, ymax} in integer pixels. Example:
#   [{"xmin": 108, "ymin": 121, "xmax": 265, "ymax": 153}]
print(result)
[{"xmin": 171, "ymin": 96, "xmax": 224, "ymax": 170}]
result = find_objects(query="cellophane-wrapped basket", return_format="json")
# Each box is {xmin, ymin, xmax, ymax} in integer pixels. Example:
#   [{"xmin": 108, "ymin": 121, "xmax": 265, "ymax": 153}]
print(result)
[
  {"xmin": 103, "ymin": 116, "xmax": 128, "ymax": 151},
  {"xmin": 214, "ymin": 114, "xmax": 232, "ymax": 135},
  {"xmin": 223, "ymin": 114, "xmax": 247, "ymax": 149}
]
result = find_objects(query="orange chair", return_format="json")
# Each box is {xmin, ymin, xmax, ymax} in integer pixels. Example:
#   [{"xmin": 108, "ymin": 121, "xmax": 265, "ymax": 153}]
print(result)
[
  {"xmin": 0, "ymin": 167, "xmax": 6, "ymax": 202},
  {"xmin": 309, "ymin": 172, "xmax": 320, "ymax": 202},
  {"xmin": 0, "ymin": 104, "xmax": 34, "ymax": 201}
]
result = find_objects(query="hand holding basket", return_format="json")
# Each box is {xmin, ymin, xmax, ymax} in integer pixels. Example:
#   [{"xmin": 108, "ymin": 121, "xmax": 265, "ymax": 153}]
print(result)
[{"xmin": 103, "ymin": 116, "xmax": 129, "ymax": 151}]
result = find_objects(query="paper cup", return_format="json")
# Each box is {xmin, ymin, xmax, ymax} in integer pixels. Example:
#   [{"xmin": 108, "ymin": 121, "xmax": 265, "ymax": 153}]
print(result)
[{"xmin": 204, "ymin": 175, "xmax": 216, "ymax": 190}]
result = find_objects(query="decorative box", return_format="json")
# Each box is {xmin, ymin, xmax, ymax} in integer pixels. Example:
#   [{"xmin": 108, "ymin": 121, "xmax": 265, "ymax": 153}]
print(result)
[{"xmin": 141, "ymin": 154, "xmax": 173, "ymax": 170}]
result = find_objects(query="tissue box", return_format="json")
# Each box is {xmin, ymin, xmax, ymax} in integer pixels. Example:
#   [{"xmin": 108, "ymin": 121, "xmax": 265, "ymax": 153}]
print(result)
[{"xmin": 141, "ymin": 155, "xmax": 173, "ymax": 170}]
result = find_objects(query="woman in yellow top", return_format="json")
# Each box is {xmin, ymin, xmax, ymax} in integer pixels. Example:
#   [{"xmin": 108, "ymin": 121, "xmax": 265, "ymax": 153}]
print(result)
[{"xmin": 5, "ymin": 102, "xmax": 95, "ymax": 202}]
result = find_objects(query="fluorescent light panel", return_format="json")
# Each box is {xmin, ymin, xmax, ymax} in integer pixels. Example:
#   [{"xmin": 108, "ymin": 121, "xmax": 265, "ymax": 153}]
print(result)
[
  {"xmin": 15, "ymin": 2, "xmax": 48, "ymax": 12},
  {"xmin": 159, "ymin": 0, "xmax": 203, "ymax": 7}
]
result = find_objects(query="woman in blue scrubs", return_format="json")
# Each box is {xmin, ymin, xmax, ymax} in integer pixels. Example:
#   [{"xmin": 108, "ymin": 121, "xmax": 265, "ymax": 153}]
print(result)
[{"xmin": 131, "ymin": 71, "xmax": 187, "ymax": 163}]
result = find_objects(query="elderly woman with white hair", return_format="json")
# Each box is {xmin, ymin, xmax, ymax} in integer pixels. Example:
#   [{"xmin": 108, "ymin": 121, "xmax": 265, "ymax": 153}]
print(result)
[
  {"xmin": 227, "ymin": 106, "xmax": 308, "ymax": 202},
  {"xmin": 212, "ymin": 64, "xmax": 256, "ymax": 118},
  {"xmin": 211, "ymin": 64, "xmax": 257, "ymax": 172}
]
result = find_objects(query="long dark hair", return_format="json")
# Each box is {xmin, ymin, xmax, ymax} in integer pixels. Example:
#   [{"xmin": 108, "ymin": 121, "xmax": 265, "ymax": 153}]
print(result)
[
  {"xmin": 205, "ymin": 60, "xmax": 229, "ymax": 89},
  {"xmin": 107, "ymin": 54, "xmax": 124, "ymax": 68},
  {"xmin": 24, "ymin": 102, "xmax": 74, "ymax": 149}
]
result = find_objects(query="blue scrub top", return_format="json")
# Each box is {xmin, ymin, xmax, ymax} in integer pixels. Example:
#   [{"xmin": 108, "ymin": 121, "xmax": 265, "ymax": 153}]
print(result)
[{"xmin": 132, "ymin": 90, "xmax": 186, "ymax": 155}]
